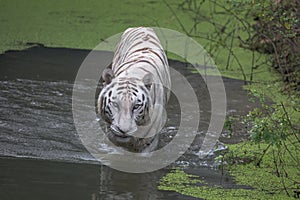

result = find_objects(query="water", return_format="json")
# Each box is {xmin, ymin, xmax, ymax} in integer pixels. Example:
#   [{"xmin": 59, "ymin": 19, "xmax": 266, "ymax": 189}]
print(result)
[{"xmin": 0, "ymin": 45, "xmax": 259, "ymax": 199}]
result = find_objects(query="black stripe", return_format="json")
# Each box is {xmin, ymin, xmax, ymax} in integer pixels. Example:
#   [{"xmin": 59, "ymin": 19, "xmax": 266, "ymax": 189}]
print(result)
[
  {"xmin": 125, "ymin": 31, "xmax": 144, "ymax": 46},
  {"xmin": 104, "ymin": 82, "xmax": 117, "ymax": 92},
  {"xmin": 148, "ymin": 33, "xmax": 161, "ymax": 44},
  {"xmin": 103, "ymin": 97, "xmax": 107, "ymax": 108},
  {"xmin": 112, "ymin": 28, "xmax": 167, "ymax": 91},
  {"xmin": 118, "ymin": 80, "xmax": 136, "ymax": 87},
  {"xmin": 116, "ymin": 86, "xmax": 127, "ymax": 91},
  {"xmin": 152, "ymin": 84, "xmax": 156, "ymax": 105},
  {"xmin": 130, "ymin": 86, "xmax": 138, "ymax": 93},
  {"xmin": 107, "ymin": 106, "xmax": 112, "ymax": 115},
  {"xmin": 115, "ymin": 58, "xmax": 163, "ymax": 84},
  {"xmin": 114, "ymin": 60, "xmax": 137, "ymax": 76},
  {"xmin": 136, "ymin": 59, "xmax": 163, "ymax": 83},
  {"xmin": 137, "ymin": 85, "xmax": 147, "ymax": 95},
  {"xmin": 138, "ymin": 67, "xmax": 152, "ymax": 74},
  {"xmin": 126, "ymin": 41, "xmax": 144, "ymax": 52},
  {"xmin": 149, "ymin": 49, "xmax": 168, "ymax": 66}
]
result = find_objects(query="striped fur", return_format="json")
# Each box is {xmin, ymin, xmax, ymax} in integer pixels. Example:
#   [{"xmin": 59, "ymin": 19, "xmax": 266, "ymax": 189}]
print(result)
[{"xmin": 97, "ymin": 27, "xmax": 171, "ymax": 152}]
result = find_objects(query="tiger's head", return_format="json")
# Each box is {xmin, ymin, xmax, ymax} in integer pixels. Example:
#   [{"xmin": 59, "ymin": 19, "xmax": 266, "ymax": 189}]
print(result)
[{"xmin": 98, "ymin": 68, "xmax": 153, "ymax": 143}]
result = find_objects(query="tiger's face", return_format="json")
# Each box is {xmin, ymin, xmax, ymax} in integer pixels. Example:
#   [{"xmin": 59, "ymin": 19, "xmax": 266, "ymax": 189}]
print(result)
[{"xmin": 98, "ymin": 69, "xmax": 153, "ymax": 142}]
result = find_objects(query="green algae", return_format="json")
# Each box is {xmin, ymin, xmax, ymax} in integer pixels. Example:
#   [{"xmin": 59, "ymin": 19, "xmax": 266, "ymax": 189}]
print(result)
[
  {"xmin": 158, "ymin": 169, "xmax": 295, "ymax": 200},
  {"xmin": 226, "ymin": 140, "xmax": 300, "ymax": 198}
]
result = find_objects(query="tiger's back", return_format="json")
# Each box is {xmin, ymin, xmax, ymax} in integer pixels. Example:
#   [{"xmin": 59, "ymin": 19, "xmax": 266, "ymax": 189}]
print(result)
[
  {"xmin": 98, "ymin": 27, "xmax": 171, "ymax": 152},
  {"xmin": 113, "ymin": 27, "xmax": 170, "ymax": 101}
]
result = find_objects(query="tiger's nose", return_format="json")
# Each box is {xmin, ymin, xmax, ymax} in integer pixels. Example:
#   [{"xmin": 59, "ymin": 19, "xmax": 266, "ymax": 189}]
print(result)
[
  {"xmin": 116, "ymin": 126, "xmax": 126, "ymax": 134},
  {"xmin": 111, "ymin": 125, "xmax": 128, "ymax": 135},
  {"xmin": 111, "ymin": 124, "xmax": 137, "ymax": 136}
]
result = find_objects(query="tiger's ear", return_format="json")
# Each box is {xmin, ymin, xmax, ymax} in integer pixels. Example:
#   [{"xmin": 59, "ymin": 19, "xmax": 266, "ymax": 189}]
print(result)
[
  {"xmin": 142, "ymin": 73, "xmax": 153, "ymax": 90},
  {"xmin": 102, "ymin": 68, "xmax": 114, "ymax": 85}
]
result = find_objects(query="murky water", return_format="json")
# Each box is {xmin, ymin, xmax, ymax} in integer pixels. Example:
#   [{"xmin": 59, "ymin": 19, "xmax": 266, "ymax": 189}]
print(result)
[{"xmin": 0, "ymin": 45, "xmax": 259, "ymax": 200}]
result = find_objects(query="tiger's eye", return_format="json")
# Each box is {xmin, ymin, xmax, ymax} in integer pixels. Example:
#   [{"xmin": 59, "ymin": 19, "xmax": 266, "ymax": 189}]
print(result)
[
  {"xmin": 133, "ymin": 104, "xmax": 140, "ymax": 110},
  {"xmin": 111, "ymin": 102, "xmax": 118, "ymax": 107}
]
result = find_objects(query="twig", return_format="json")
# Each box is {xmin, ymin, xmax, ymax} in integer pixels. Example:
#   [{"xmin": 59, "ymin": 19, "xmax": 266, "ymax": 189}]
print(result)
[
  {"xmin": 190, "ymin": 34, "xmax": 248, "ymax": 84},
  {"xmin": 278, "ymin": 147, "xmax": 291, "ymax": 196},
  {"xmin": 250, "ymin": 49, "xmax": 255, "ymax": 84},
  {"xmin": 256, "ymin": 143, "xmax": 271, "ymax": 167},
  {"xmin": 280, "ymin": 102, "xmax": 300, "ymax": 142},
  {"xmin": 282, "ymin": 140, "xmax": 299, "ymax": 164},
  {"xmin": 209, "ymin": 0, "xmax": 252, "ymax": 38},
  {"xmin": 226, "ymin": 28, "xmax": 236, "ymax": 70},
  {"xmin": 163, "ymin": 0, "xmax": 189, "ymax": 35}
]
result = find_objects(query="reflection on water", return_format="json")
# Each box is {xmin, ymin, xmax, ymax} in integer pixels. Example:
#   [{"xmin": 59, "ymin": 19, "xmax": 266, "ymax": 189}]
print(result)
[{"xmin": 0, "ymin": 157, "xmax": 236, "ymax": 200}]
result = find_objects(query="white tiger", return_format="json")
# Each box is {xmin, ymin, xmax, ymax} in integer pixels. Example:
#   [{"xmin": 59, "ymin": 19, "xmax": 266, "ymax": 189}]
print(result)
[{"xmin": 97, "ymin": 27, "xmax": 171, "ymax": 152}]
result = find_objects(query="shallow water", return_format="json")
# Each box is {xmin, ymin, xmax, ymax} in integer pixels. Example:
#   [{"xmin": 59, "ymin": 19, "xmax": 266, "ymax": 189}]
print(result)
[{"xmin": 0, "ymin": 45, "xmax": 259, "ymax": 199}]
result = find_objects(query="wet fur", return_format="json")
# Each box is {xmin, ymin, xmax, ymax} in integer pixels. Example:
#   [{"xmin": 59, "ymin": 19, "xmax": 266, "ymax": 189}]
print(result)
[{"xmin": 97, "ymin": 27, "xmax": 171, "ymax": 152}]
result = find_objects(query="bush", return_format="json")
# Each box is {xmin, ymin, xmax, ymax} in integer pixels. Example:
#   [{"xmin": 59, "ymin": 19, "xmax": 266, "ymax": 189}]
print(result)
[{"xmin": 246, "ymin": 0, "xmax": 300, "ymax": 91}]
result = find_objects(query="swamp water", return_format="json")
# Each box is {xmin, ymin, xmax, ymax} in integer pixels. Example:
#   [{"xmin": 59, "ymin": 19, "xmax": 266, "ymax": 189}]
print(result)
[{"xmin": 0, "ymin": 45, "xmax": 259, "ymax": 199}]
